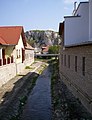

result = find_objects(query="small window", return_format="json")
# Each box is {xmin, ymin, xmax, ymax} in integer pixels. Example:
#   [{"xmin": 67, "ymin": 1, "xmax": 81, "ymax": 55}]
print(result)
[
  {"xmin": 64, "ymin": 55, "xmax": 66, "ymax": 66},
  {"xmin": 68, "ymin": 55, "xmax": 70, "ymax": 68},
  {"xmin": 16, "ymin": 49, "xmax": 18, "ymax": 58},
  {"xmin": 19, "ymin": 49, "xmax": 21, "ymax": 58},
  {"xmin": 61, "ymin": 54, "xmax": 63, "ymax": 65},
  {"xmin": 82, "ymin": 57, "xmax": 85, "ymax": 76},
  {"xmin": 75, "ymin": 56, "xmax": 77, "ymax": 72}
]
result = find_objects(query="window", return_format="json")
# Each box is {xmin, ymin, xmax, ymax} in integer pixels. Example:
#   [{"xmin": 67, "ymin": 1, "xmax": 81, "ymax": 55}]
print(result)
[
  {"xmin": 75, "ymin": 56, "xmax": 77, "ymax": 72},
  {"xmin": 61, "ymin": 54, "xmax": 63, "ymax": 65},
  {"xmin": 16, "ymin": 49, "xmax": 18, "ymax": 58},
  {"xmin": 82, "ymin": 57, "xmax": 85, "ymax": 76},
  {"xmin": 68, "ymin": 55, "xmax": 70, "ymax": 68},
  {"xmin": 16, "ymin": 49, "xmax": 21, "ymax": 58},
  {"xmin": 64, "ymin": 55, "xmax": 66, "ymax": 66},
  {"xmin": 19, "ymin": 49, "xmax": 21, "ymax": 58}
]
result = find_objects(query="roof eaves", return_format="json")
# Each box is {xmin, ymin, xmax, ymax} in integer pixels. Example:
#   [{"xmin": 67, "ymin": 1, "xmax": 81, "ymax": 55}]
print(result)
[
  {"xmin": 25, "ymin": 48, "xmax": 34, "ymax": 50},
  {"xmin": 65, "ymin": 41, "xmax": 92, "ymax": 48},
  {"xmin": 21, "ymin": 27, "xmax": 27, "ymax": 47},
  {"xmin": 0, "ymin": 44, "xmax": 16, "ymax": 46},
  {"xmin": 64, "ymin": 15, "xmax": 81, "ymax": 18}
]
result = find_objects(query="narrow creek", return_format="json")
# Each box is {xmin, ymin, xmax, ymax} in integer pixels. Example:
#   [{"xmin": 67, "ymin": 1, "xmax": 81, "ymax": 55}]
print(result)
[{"xmin": 20, "ymin": 66, "xmax": 52, "ymax": 120}]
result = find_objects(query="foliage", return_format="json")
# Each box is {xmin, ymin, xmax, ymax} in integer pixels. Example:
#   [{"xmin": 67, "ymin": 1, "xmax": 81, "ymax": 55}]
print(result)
[
  {"xmin": 25, "ymin": 66, "xmax": 31, "ymax": 69},
  {"xmin": 48, "ymin": 45, "xmax": 59, "ymax": 54},
  {"xmin": 27, "ymin": 39, "xmax": 35, "ymax": 47},
  {"xmin": 32, "ymin": 30, "xmax": 44, "ymax": 32}
]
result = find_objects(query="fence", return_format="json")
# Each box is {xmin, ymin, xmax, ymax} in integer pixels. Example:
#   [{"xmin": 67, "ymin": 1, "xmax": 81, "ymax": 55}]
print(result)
[{"xmin": 0, "ymin": 56, "xmax": 14, "ymax": 66}]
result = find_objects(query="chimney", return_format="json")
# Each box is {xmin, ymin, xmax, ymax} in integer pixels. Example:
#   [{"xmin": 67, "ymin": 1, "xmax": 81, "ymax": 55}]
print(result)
[
  {"xmin": 74, "ymin": 1, "xmax": 77, "ymax": 11},
  {"xmin": 72, "ymin": 1, "xmax": 77, "ymax": 15}
]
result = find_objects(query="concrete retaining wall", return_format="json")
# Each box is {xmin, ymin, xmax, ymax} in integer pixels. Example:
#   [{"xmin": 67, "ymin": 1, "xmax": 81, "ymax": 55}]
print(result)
[
  {"xmin": 0, "ymin": 63, "xmax": 16, "ymax": 87},
  {"xmin": 0, "ymin": 57, "xmax": 34, "ymax": 87}
]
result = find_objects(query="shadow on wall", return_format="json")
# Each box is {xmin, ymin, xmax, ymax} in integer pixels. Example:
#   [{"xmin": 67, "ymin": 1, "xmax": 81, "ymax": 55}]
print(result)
[{"xmin": 0, "ymin": 71, "xmax": 39, "ymax": 119}]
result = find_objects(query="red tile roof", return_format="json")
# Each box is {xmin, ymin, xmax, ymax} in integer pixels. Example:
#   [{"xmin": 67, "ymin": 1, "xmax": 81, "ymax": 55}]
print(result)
[
  {"xmin": 42, "ymin": 46, "xmax": 49, "ymax": 52},
  {"xmin": 0, "ymin": 36, "xmax": 7, "ymax": 45},
  {"xmin": 0, "ymin": 26, "xmax": 26, "ymax": 46}
]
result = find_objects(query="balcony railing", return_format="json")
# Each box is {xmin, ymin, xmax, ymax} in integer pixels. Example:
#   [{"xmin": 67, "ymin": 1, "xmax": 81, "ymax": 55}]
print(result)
[{"xmin": 0, "ymin": 56, "xmax": 14, "ymax": 66}]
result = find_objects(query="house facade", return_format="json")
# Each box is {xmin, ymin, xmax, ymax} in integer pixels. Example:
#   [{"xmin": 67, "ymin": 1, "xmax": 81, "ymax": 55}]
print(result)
[
  {"xmin": 25, "ymin": 43, "xmax": 34, "ymax": 66},
  {"xmin": 0, "ymin": 26, "xmax": 34, "ymax": 87},
  {"xmin": 59, "ymin": 0, "xmax": 92, "ymax": 114}
]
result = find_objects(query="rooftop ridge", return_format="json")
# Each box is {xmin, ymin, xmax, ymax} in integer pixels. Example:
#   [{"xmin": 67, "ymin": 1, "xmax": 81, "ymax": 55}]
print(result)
[{"xmin": 0, "ymin": 26, "xmax": 23, "ymax": 29}]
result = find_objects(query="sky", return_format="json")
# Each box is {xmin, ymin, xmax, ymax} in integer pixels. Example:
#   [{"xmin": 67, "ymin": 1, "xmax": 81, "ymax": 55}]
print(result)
[{"xmin": 0, "ymin": 0, "xmax": 85, "ymax": 32}]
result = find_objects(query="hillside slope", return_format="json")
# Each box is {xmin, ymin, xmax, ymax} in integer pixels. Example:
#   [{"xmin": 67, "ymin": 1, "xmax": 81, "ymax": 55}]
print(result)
[{"xmin": 25, "ymin": 30, "xmax": 61, "ymax": 48}]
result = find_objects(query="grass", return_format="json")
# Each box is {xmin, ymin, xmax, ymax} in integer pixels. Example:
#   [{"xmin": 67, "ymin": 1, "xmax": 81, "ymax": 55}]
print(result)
[
  {"xmin": 37, "ymin": 64, "xmax": 48, "ymax": 75},
  {"xmin": 25, "ymin": 66, "xmax": 32, "ymax": 69},
  {"xmin": 49, "ymin": 59, "xmax": 60, "ymax": 109},
  {"xmin": 35, "ymin": 58, "xmax": 50, "ymax": 63}
]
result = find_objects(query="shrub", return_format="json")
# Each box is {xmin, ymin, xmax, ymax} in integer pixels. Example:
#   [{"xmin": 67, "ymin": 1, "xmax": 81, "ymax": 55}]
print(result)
[
  {"xmin": 25, "ymin": 66, "xmax": 31, "ymax": 69},
  {"xmin": 48, "ymin": 45, "xmax": 59, "ymax": 54}
]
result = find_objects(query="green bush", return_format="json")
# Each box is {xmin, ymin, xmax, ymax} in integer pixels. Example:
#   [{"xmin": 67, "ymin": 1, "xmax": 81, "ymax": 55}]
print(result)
[
  {"xmin": 25, "ymin": 66, "xmax": 31, "ymax": 69},
  {"xmin": 48, "ymin": 45, "xmax": 59, "ymax": 54}
]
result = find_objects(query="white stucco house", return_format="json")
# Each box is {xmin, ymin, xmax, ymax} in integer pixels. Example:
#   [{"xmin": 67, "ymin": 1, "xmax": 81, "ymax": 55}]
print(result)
[
  {"xmin": 0, "ymin": 26, "xmax": 34, "ymax": 87},
  {"xmin": 60, "ymin": 1, "xmax": 92, "ymax": 46}
]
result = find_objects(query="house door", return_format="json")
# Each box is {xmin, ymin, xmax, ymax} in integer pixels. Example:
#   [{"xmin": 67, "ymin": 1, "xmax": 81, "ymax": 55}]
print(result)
[{"xmin": 22, "ymin": 48, "xmax": 25, "ymax": 63}]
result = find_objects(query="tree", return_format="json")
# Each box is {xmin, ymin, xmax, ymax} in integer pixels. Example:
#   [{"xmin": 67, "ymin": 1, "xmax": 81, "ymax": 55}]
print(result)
[
  {"xmin": 48, "ymin": 45, "xmax": 59, "ymax": 54},
  {"xmin": 26, "ymin": 39, "xmax": 35, "ymax": 47}
]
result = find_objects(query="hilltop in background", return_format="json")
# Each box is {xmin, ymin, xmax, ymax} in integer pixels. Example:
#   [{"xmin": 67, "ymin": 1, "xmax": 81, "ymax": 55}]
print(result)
[{"xmin": 25, "ymin": 30, "xmax": 61, "ymax": 48}]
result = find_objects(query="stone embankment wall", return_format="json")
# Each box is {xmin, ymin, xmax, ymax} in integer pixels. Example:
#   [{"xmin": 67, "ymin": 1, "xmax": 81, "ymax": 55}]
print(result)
[{"xmin": 0, "ymin": 63, "xmax": 16, "ymax": 87}]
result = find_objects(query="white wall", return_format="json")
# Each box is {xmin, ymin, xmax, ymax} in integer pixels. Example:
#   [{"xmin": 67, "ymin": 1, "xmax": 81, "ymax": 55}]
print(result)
[
  {"xmin": 25, "ymin": 49, "xmax": 34, "ymax": 66},
  {"xmin": 89, "ymin": 0, "xmax": 92, "ymax": 41},
  {"xmin": 16, "ymin": 35, "xmax": 24, "ymax": 49},
  {"xmin": 64, "ymin": 2, "xmax": 89, "ymax": 46},
  {"xmin": 0, "ymin": 49, "xmax": 2, "ymax": 59},
  {"xmin": 75, "ymin": 2, "xmax": 89, "ymax": 17},
  {"xmin": 15, "ymin": 35, "xmax": 24, "ymax": 63}
]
